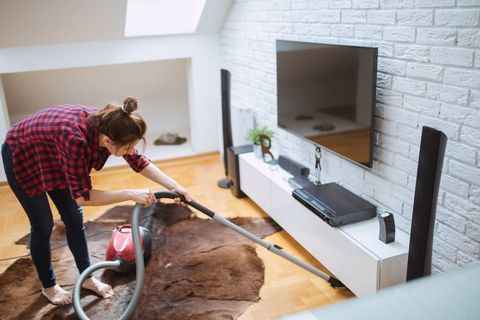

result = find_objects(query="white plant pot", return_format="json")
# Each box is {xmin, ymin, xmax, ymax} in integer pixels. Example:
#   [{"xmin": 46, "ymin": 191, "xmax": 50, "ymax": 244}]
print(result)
[{"xmin": 253, "ymin": 144, "xmax": 262, "ymax": 158}]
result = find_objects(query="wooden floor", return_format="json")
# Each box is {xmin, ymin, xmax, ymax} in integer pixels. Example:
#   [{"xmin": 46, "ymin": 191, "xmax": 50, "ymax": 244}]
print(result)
[{"xmin": 0, "ymin": 152, "xmax": 354, "ymax": 319}]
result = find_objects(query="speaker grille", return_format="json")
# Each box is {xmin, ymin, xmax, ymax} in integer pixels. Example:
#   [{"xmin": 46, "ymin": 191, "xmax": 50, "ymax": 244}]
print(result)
[{"xmin": 407, "ymin": 126, "xmax": 447, "ymax": 281}]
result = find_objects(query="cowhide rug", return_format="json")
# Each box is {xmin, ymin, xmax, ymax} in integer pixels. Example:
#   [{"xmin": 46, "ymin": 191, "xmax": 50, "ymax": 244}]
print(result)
[{"xmin": 0, "ymin": 202, "xmax": 281, "ymax": 319}]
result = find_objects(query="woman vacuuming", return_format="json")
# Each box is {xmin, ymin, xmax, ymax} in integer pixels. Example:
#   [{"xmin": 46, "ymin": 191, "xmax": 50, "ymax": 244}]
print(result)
[{"xmin": 1, "ymin": 97, "xmax": 191, "ymax": 305}]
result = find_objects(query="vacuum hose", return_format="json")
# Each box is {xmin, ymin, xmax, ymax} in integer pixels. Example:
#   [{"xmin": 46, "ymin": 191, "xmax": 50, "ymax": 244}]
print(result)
[
  {"xmin": 73, "ymin": 191, "xmax": 344, "ymax": 320},
  {"xmin": 73, "ymin": 192, "xmax": 175, "ymax": 320}
]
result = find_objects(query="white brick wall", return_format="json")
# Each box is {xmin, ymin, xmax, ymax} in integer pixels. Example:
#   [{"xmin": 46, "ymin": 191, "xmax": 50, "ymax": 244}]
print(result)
[{"xmin": 221, "ymin": 0, "xmax": 480, "ymax": 272}]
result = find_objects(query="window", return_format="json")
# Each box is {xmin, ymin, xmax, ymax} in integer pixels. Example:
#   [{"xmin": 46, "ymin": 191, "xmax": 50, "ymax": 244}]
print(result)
[{"xmin": 125, "ymin": 0, "xmax": 206, "ymax": 37}]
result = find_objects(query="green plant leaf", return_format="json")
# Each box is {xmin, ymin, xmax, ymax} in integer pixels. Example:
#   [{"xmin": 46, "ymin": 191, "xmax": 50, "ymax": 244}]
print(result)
[{"xmin": 245, "ymin": 125, "xmax": 274, "ymax": 145}]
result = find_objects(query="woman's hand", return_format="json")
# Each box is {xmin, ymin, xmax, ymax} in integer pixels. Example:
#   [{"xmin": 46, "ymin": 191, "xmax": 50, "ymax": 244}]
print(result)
[
  {"xmin": 171, "ymin": 184, "xmax": 192, "ymax": 206},
  {"xmin": 129, "ymin": 189, "xmax": 156, "ymax": 207},
  {"xmin": 138, "ymin": 163, "xmax": 192, "ymax": 206}
]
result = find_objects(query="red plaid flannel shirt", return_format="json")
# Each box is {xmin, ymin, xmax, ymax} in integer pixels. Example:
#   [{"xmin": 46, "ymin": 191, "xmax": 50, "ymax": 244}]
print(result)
[{"xmin": 5, "ymin": 105, "xmax": 150, "ymax": 200}]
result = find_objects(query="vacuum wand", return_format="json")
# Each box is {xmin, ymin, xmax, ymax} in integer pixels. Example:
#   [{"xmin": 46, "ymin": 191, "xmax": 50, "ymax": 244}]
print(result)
[
  {"xmin": 155, "ymin": 191, "xmax": 345, "ymax": 288},
  {"xmin": 74, "ymin": 191, "xmax": 345, "ymax": 320}
]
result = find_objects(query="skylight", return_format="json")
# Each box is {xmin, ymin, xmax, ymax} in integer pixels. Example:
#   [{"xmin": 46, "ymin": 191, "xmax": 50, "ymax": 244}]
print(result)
[{"xmin": 125, "ymin": 0, "xmax": 206, "ymax": 37}]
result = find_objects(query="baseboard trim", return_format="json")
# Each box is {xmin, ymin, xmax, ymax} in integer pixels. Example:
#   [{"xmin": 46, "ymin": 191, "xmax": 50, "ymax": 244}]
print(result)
[
  {"xmin": 0, "ymin": 151, "xmax": 221, "ymax": 184},
  {"xmin": 95, "ymin": 151, "xmax": 220, "ymax": 174}
]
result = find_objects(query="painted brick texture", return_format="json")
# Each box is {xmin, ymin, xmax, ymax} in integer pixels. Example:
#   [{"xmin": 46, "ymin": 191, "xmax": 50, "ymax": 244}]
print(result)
[{"xmin": 221, "ymin": 0, "xmax": 480, "ymax": 272}]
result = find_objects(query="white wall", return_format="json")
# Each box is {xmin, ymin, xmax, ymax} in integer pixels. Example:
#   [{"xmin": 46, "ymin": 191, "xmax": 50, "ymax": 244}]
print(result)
[
  {"xmin": 0, "ymin": 0, "xmax": 232, "ymax": 46},
  {"xmin": 187, "ymin": 47, "xmax": 222, "ymax": 153},
  {"xmin": 0, "ymin": 0, "xmax": 127, "ymax": 48},
  {"xmin": 221, "ymin": 0, "xmax": 480, "ymax": 273},
  {"xmin": 0, "ymin": 0, "xmax": 229, "ymax": 163},
  {"xmin": 0, "ymin": 77, "xmax": 9, "ymax": 182},
  {"xmin": 0, "ymin": 0, "xmax": 228, "ymax": 208},
  {"xmin": 2, "ymin": 59, "xmax": 190, "ymax": 135},
  {"xmin": 0, "ymin": 33, "xmax": 217, "ymax": 73},
  {"xmin": 0, "ymin": 32, "xmax": 221, "ymax": 152}
]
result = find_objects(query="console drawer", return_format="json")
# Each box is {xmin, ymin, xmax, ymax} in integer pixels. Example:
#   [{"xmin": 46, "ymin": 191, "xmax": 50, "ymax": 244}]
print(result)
[
  {"xmin": 270, "ymin": 181, "xmax": 379, "ymax": 296},
  {"xmin": 239, "ymin": 155, "xmax": 271, "ymax": 213}
]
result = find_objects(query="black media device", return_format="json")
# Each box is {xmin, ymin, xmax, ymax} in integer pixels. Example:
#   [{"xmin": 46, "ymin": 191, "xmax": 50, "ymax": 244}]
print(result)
[
  {"xmin": 292, "ymin": 183, "xmax": 377, "ymax": 227},
  {"xmin": 227, "ymin": 144, "xmax": 253, "ymax": 198},
  {"xmin": 288, "ymin": 175, "xmax": 315, "ymax": 190},
  {"xmin": 378, "ymin": 212, "xmax": 395, "ymax": 244},
  {"xmin": 278, "ymin": 155, "xmax": 310, "ymax": 177},
  {"xmin": 276, "ymin": 40, "xmax": 377, "ymax": 169}
]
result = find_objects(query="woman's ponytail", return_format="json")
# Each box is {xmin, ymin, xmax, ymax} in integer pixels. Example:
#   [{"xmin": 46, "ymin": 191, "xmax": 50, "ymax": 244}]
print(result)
[
  {"xmin": 122, "ymin": 96, "xmax": 138, "ymax": 114},
  {"xmin": 91, "ymin": 96, "xmax": 147, "ymax": 147}
]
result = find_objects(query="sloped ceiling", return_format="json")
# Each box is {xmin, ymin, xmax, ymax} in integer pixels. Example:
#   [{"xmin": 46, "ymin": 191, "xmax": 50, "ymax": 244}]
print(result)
[
  {"xmin": 0, "ymin": 0, "xmax": 232, "ymax": 49},
  {"xmin": 0, "ymin": 0, "xmax": 128, "ymax": 48},
  {"xmin": 195, "ymin": 0, "xmax": 234, "ymax": 34}
]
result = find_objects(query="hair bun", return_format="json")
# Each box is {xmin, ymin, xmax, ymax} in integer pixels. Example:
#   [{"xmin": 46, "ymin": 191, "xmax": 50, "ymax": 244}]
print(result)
[{"xmin": 122, "ymin": 96, "xmax": 138, "ymax": 114}]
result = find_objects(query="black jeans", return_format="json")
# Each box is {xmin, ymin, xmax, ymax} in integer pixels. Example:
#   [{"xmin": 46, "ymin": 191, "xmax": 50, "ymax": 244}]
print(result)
[{"xmin": 2, "ymin": 142, "xmax": 90, "ymax": 288}]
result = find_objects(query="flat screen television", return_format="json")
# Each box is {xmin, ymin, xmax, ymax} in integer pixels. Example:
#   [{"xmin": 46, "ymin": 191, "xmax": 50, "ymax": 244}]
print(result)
[{"xmin": 276, "ymin": 40, "xmax": 378, "ymax": 168}]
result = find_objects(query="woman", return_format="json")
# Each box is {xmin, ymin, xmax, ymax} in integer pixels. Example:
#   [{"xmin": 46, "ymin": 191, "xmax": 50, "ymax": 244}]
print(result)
[{"xmin": 1, "ymin": 97, "xmax": 191, "ymax": 305}]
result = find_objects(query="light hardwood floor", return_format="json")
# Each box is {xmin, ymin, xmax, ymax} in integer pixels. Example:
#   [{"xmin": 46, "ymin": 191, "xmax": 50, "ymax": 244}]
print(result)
[{"xmin": 0, "ymin": 152, "xmax": 354, "ymax": 319}]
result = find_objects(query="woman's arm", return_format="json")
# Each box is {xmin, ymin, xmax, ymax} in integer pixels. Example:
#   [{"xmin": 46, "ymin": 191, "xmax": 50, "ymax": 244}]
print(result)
[
  {"xmin": 77, "ymin": 163, "xmax": 190, "ymax": 207},
  {"xmin": 76, "ymin": 189, "xmax": 155, "ymax": 207},
  {"xmin": 139, "ymin": 162, "xmax": 192, "ymax": 201}
]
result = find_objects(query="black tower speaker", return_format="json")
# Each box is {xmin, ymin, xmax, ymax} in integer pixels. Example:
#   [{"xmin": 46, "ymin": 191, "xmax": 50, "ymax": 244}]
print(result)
[
  {"xmin": 218, "ymin": 69, "xmax": 234, "ymax": 189},
  {"xmin": 406, "ymin": 126, "xmax": 447, "ymax": 281},
  {"xmin": 227, "ymin": 145, "xmax": 253, "ymax": 198}
]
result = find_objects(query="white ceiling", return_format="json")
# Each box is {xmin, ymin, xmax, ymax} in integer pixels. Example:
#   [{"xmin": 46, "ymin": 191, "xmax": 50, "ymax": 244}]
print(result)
[
  {"xmin": 0, "ymin": 0, "xmax": 232, "ymax": 49},
  {"xmin": 0, "ymin": 0, "xmax": 128, "ymax": 48}
]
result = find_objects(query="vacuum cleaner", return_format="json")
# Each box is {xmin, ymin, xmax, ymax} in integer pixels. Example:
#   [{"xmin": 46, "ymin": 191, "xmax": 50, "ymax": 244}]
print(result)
[{"xmin": 73, "ymin": 191, "xmax": 345, "ymax": 320}]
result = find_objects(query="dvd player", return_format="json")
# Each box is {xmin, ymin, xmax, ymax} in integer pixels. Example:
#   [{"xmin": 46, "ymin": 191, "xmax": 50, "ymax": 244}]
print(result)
[{"xmin": 292, "ymin": 183, "xmax": 377, "ymax": 227}]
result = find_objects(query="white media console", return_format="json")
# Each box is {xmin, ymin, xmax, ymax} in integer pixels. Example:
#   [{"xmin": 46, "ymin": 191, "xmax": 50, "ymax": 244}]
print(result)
[{"xmin": 239, "ymin": 152, "xmax": 409, "ymax": 297}]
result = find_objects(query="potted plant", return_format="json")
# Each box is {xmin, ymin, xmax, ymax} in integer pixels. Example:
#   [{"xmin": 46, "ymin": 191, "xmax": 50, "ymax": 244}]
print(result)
[{"xmin": 245, "ymin": 123, "xmax": 274, "ymax": 158}]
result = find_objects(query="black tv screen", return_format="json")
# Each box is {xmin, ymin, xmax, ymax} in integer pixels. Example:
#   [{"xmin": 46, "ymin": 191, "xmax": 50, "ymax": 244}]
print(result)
[{"xmin": 276, "ymin": 40, "xmax": 377, "ymax": 168}]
